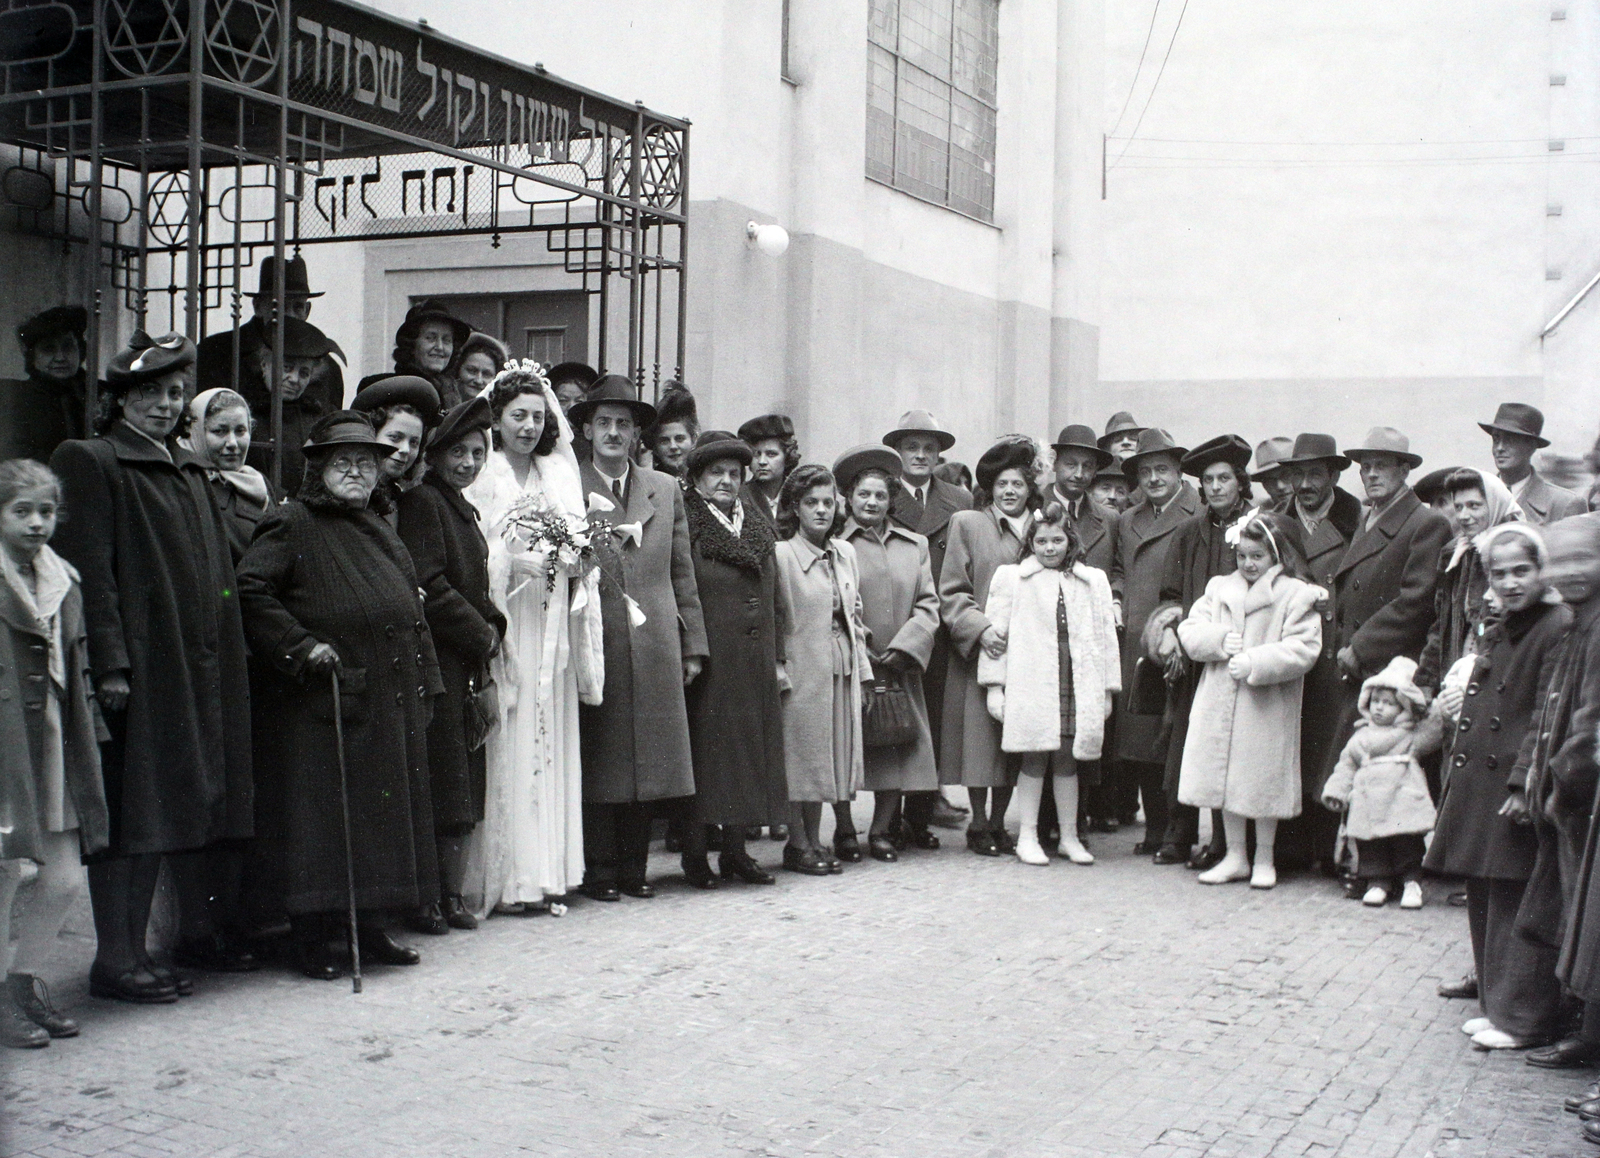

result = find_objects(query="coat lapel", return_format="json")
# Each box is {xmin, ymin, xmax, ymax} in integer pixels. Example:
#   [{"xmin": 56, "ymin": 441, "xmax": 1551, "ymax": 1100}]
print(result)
[
  {"xmin": 0, "ymin": 576, "xmax": 44, "ymax": 638},
  {"xmin": 625, "ymin": 467, "xmax": 659, "ymax": 533},
  {"xmin": 1520, "ymin": 474, "xmax": 1554, "ymax": 522},
  {"xmin": 1336, "ymin": 489, "xmax": 1420, "ymax": 578},
  {"xmin": 920, "ymin": 479, "xmax": 960, "ymax": 535},
  {"xmin": 1132, "ymin": 486, "xmax": 1198, "ymax": 554}
]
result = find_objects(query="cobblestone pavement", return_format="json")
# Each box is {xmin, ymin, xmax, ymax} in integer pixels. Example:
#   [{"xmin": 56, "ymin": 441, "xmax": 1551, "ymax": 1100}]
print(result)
[{"xmin": 0, "ymin": 820, "xmax": 1589, "ymax": 1158}]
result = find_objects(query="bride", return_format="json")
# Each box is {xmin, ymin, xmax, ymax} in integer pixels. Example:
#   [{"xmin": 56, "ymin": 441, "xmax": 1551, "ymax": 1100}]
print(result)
[{"xmin": 463, "ymin": 361, "xmax": 602, "ymax": 915}]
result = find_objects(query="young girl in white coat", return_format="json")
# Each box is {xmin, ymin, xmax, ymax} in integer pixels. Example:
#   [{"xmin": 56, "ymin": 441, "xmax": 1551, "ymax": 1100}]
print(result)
[
  {"xmin": 1177, "ymin": 510, "xmax": 1322, "ymax": 889},
  {"xmin": 979, "ymin": 503, "xmax": 1121, "ymax": 866}
]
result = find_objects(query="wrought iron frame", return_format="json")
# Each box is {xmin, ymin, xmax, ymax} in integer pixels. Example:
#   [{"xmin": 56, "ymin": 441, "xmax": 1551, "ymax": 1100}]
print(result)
[{"xmin": 0, "ymin": 0, "xmax": 689, "ymax": 486}]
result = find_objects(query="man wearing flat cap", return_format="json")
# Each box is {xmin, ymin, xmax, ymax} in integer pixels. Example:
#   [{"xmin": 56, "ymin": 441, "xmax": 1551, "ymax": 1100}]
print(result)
[
  {"xmin": 1480, "ymin": 402, "xmax": 1583, "ymax": 526},
  {"xmin": 573, "ymin": 376, "xmax": 708, "ymax": 900},
  {"xmin": 1045, "ymin": 425, "xmax": 1118, "ymax": 572},
  {"xmin": 739, "ymin": 413, "xmax": 800, "ymax": 528},
  {"xmin": 1, "ymin": 305, "xmax": 90, "ymax": 461},
  {"xmin": 884, "ymin": 410, "xmax": 974, "ymax": 837},
  {"xmin": 197, "ymin": 255, "xmax": 344, "ymax": 415}
]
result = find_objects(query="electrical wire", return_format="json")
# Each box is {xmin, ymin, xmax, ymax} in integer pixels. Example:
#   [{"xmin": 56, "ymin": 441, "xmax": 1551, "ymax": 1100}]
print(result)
[
  {"xmin": 1108, "ymin": 0, "xmax": 1164, "ymax": 140},
  {"xmin": 1111, "ymin": 0, "xmax": 1192, "ymax": 170}
]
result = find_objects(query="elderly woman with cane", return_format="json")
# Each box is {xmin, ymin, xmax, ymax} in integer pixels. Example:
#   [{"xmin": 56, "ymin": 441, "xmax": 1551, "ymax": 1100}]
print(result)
[{"xmin": 237, "ymin": 412, "xmax": 444, "ymax": 981}]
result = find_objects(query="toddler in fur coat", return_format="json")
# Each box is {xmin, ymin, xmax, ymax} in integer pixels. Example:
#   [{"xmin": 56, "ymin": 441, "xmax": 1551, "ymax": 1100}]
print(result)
[{"xmin": 979, "ymin": 503, "xmax": 1121, "ymax": 867}]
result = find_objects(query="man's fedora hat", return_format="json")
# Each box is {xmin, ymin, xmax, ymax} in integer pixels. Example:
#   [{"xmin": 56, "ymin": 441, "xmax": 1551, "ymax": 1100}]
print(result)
[
  {"xmin": 1120, "ymin": 428, "xmax": 1188, "ymax": 480},
  {"xmin": 1344, "ymin": 426, "xmax": 1423, "ymax": 469},
  {"xmin": 1281, "ymin": 433, "xmax": 1351, "ymax": 472},
  {"xmin": 255, "ymin": 254, "xmax": 322, "ymax": 298},
  {"xmin": 1051, "ymin": 424, "xmax": 1115, "ymax": 469},
  {"xmin": 686, "ymin": 429, "xmax": 754, "ymax": 477},
  {"xmin": 1098, "ymin": 411, "xmax": 1146, "ymax": 451},
  {"xmin": 1181, "ymin": 434, "xmax": 1253, "ymax": 479},
  {"xmin": 568, "ymin": 373, "xmax": 658, "ymax": 429},
  {"xmin": 882, "ymin": 410, "xmax": 956, "ymax": 452},
  {"xmin": 1478, "ymin": 402, "xmax": 1550, "ymax": 448},
  {"xmin": 1250, "ymin": 437, "xmax": 1295, "ymax": 481}
]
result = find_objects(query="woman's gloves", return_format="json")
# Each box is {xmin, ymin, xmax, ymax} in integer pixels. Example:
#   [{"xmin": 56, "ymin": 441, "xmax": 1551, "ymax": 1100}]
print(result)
[{"xmin": 986, "ymin": 687, "xmax": 1005, "ymax": 722}]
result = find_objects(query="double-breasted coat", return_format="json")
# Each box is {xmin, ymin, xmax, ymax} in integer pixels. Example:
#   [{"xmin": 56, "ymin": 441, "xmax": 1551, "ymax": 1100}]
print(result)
[
  {"xmin": 577, "ymin": 462, "xmax": 708, "ymax": 804},
  {"xmin": 1294, "ymin": 486, "xmax": 1363, "ymax": 795},
  {"xmin": 682, "ymin": 487, "xmax": 789, "ymax": 826},
  {"xmin": 1043, "ymin": 485, "xmax": 1118, "ymax": 573},
  {"xmin": 891, "ymin": 474, "xmax": 972, "ymax": 754},
  {"xmin": 50, "ymin": 423, "xmax": 253, "ymax": 857},
  {"xmin": 1422, "ymin": 600, "xmax": 1569, "ymax": 882},
  {"xmin": 236, "ymin": 498, "xmax": 444, "ymax": 914},
  {"xmin": 397, "ymin": 473, "xmax": 506, "ymax": 833},
  {"xmin": 938, "ymin": 508, "xmax": 1027, "ymax": 786},
  {"xmin": 0, "ymin": 555, "xmax": 109, "ymax": 862},
  {"xmin": 1516, "ymin": 470, "xmax": 1585, "ymax": 527},
  {"xmin": 842, "ymin": 519, "xmax": 940, "ymax": 792},
  {"xmin": 1110, "ymin": 482, "xmax": 1201, "ymax": 764},
  {"xmin": 1176, "ymin": 567, "xmax": 1323, "ymax": 819}
]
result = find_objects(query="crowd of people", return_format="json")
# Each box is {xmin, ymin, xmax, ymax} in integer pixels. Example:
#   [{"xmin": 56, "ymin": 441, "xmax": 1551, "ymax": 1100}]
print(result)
[{"xmin": 7, "ymin": 261, "xmax": 1600, "ymax": 1143}]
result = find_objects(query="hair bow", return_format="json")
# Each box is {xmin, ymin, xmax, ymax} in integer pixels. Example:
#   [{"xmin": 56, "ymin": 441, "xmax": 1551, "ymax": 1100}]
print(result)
[{"xmin": 1223, "ymin": 507, "xmax": 1260, "ymax": 547}]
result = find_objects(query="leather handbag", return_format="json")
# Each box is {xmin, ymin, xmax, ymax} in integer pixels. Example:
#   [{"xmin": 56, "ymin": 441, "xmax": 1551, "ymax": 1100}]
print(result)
[
  {"xmin": 464, "ymin": 671, "xmax": 500, "ymax": 752},
  {"xmin": 862, "ymin": 665, "xmax": 917, "ymax": 749}
]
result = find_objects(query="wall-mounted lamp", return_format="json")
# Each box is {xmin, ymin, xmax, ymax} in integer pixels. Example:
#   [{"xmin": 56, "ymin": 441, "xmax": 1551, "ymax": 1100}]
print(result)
[{"xmin": 746, "ymin": 221, "xmax": 790, "ymax": 257}]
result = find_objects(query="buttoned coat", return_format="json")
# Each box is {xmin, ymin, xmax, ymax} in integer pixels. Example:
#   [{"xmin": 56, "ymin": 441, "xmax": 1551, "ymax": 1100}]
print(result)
[
  {"xmin": 842, "ymin": 519, "xmax": 940, "ymax": 792},
  {"xmin": 1110, "ymin": 482, "xmax": 1202, "ymax": 763},
  {"xmin": 50, "ymin": 424, "xmax": 253, "ymax": 856},
  {"xmin": 577, "ymin": 462, "xmax": 708, "ymax": 804},
  {"xmin": 891, "ymin": 474, "xmax": 971, "ymax": 755},
  {"xmin": 1331, "ymin": 488, "xmax": 1453, "ymax": 674},
  {"xmin": 0, "ymin": 561, "xmax": 109, "ymax": 861},
  {"xmin": 938, "ymin": 508, "xmax": 1027, "ymax": 786},
  {"xmin": 1294, "ymin": 486, "xmax": 1363, "ymax": 786},
  {"xmin": 1043, "ymin": 485, "xmax": 1117, "ymax": 573},
  {"xmin": 774, "ymin": 535, "xmax": 871, "ymax": 802},
  {"xmin": 1176, "ymin": 568, "xmax": 1323, "ymax": 819},
  {"xmin": 1516, "ymin": 471, "xmax": 1585, "ymax": 527},
  {"xmin": 236, "ymin": 499, "xmax": 445, "ymax": 913},
  {"xmin": 397, "ymin": 473, "xmax": 506, "ymax": 831},
  {"xmin": 1423, "ymin": 600, "xmax": 1569, "ymax": 881}
]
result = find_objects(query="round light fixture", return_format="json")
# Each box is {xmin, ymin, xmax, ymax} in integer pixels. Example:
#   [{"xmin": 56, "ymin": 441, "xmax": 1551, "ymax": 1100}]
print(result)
[{"xmin": 746, "ymin": 221, "xmax": 790, "ymax": 257}]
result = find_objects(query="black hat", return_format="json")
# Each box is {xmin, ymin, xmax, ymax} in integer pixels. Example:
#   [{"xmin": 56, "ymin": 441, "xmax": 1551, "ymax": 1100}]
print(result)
[
  {"xmin": 1281, "ymin": 433, "xmax": 1351, "ymax": 472},
  {"xmin": 653, "ymin": 384, "xmax": 699, "ymax": 430},
  {"xmin": 1120, "ymin": 428, "xmax": 1188, "ymax": 480},
  {"xmin": 351, "ymin": 374, "xmax": 442, "ymax": 426},
  {"xmin": 254, "ymin": 254, "xmax": 322, "ymax": 298},
  {"xmin": 832, "ymin": 444, "xmax": 901, "ymax": 492},
  {"xmin": 269, "ymin": 316, "xmax": 345, "ymax": 362},
  {"xmin": 302, "ymin": 410, "xmax": 398, "ymax": 458},
  {"xmin": 1181, "ymin": 434, "xmax": 1253, "ymax": 478},
  {"xmin": 397, "ymin": 299, "xmax": 471, "ymax": 350},
  {"xmin": 738, "ymin": 413, "xmax": 795, "ymax": 443},
  {"xmin": 17, "ymin": 305, "xmax": 87, "ymax": 349},
  {"xmin": 1051, "ymin": 424, "xmax": 1114, "ymax": 468},
  {"xmin": 1098, "ymin": 411, "xmax": 1146, "ymax": 451},
  {"xmin": 1093, "ymin": 464, "xmax": 1130, "ymax": 486},
  {"xmin": 546, "ymin": 361, "xmax": 599, "ymax": 389},
  {"xmin": 1413, "ymin": 466, "xmax": 1462, "ymax": 506},
  {"xmin": 105, "ymin": 331, "xmax": 196, "ymax": 386},
  {"xmin": 568, "ymin": 374, "xmax": 657, "ymax": 428},
  {"xmin": 685, "ymin": 429, "xmax": 753, "ymax": 476},
  {"xmin": 975, "ymin": 437, "xmax": 1036, "ymax": 494},
  {"xmin": 457, "ymin": 331, "xmax": 508, "ymax": 370},
  {"xmin": 1478, "ymin": 402, "xmax": 1550, "ymax": 448},
  {"xmin": 427, "ymin": 395, "xmax": 493, "ymax": 455}
]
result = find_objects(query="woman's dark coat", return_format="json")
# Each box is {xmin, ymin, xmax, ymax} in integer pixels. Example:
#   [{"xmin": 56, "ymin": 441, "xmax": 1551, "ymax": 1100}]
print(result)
[
  {"xmin": 0, "ymin": 370, "xmax": 87, "ymax": 462},
  {"xmin": 245, "ymin": 394, "xmax": 322, "ymax": 495},
  {"xmin": 1416, "ymin": 544, "xmax": 1488, "ymax": 693},
  {"xmin": 397, "ymin": 473, "xmax": 505, "ymax": 833},
  {"xmin": 0, "ymin": 569, "xmax": 109, "ymax": 861},
  {"xmin": 50, "ymin": 424, "xmax": 253, "ymax": 856},
  {"xmin": 1423, "ymin": 600, "xmax": 1569, "ymax": 881},
  {"xmin": 236, "ymin": 498, "xmax": 444, "ymax": 914},
  {"xmin": 682, "ymin": 487, "xmax": 789, "ymax": 827},
  {"xmin": 204, "ymin": 473, "xmax": 278, "ymax": 564}
]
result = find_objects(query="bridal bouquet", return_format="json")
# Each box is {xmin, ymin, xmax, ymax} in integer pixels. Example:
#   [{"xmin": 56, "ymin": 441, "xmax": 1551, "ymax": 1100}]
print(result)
[{"xmin": 502, "ymin": 493, "xmax": 593, "ymax": 593}]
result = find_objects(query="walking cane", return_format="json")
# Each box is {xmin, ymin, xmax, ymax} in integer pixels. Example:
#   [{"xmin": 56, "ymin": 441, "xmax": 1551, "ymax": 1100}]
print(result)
[{"xmin": 331, "ymin": 666, "xmax": 362, "ymax": 994}]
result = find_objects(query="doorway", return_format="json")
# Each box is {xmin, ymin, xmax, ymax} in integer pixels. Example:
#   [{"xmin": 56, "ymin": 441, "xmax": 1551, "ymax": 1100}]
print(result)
[{"xmin": 421, "ymin": 290, "xmax": 590, "ymax": 367}]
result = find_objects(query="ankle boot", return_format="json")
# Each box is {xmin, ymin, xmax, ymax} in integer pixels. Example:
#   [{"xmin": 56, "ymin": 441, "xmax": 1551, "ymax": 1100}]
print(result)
[
  {"xmin": 7, "ymin": 974, "xmax": 76, "ymax": 1038},
  {"xmin": 443, "ymin": 894, "xmax": 478, "ymax": 929},
  {"xmin": 1015, "ymin": 826, "xmax": 1049, "ymax": 865}
]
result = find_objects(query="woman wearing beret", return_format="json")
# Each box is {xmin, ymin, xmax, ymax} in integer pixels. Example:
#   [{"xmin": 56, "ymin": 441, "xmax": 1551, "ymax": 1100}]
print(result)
[
  {"xmin": 676, "ymin": 431, "xmax": 788, "ymax": 887},
  {"xmin": 397, "ymin": 397, "xmax": 506, "ymax": 933},
  {"xmin": 50, "ymin": 333, "xmax": 253, "ymax": 1003},
  {"xmin": 236, "ymin": 412, "xmax": 444, "ymax": 979},
  {"xmin": 351, "ymin": 375, "xmax": 442, "ymax": 528},
  {"xmin": 836, "ymin": 445, "xmax": 941, "ymax": 863},
  {"xmin": 939, "ymin": 438, "xmax": 1040, "ymax": 855},
  {"xmin": 0, "ymin": 306, "xmax": 89, "ymax": 463},
  {"xmin": 361, "ymin": 300, "xmax": 472, "ymax": 411}
]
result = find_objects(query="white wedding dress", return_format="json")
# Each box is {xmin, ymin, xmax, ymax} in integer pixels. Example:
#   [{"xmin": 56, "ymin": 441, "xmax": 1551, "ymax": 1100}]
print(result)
[{"xmin": 463, "ymin": 387, "xmax": 602, "ymax": 914}]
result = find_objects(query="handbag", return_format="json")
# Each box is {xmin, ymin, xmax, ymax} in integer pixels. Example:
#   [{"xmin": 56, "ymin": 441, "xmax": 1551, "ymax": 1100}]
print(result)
[
  {"xmin": 862, "ymin": 664, "xmax": 917, "ymax": 749},
  {"xmin": 464, "ymin": 671, "xmax": 500, "ymax": 752}
]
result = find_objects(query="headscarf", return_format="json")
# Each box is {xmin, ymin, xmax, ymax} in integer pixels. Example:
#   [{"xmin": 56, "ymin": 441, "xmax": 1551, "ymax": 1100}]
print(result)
[
  {"xmin": 183, "ymin": 388, "xmax": 271, "ymax": 509},
  {"xmin": 1475, "ymin": 521, "xmax": 1547, "ymax": 570},
  {"xmin": 1448, "ymin": 471, "xmax": 1523, "ymax": 571}
]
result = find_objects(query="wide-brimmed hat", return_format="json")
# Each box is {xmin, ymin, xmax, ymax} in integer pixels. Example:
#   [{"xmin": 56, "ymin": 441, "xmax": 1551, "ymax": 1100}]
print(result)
[
  {"xmin": 1051, "ymin": 424, "xmax": 1115, "ymax": 468},
  {"xmin": 1250, "ymin": 436, "xmax": 1295, "ymax": 480},
  {"xmin": 1413, "ymin": 466, "xmax": 1462, "ymax": 506},
  {"xmin": 1281, "ymin": 433, "xmax": 1351, "ymax": 472},
  {"xmin": 268, "ymin": 316, "xmax": 345, "ymax": 363},
  {"xmin": 1478, "ymin": 402, "xmax": 1550, "ymax": 448},
  {"xmin": 882, "ymin": 409, "xmax": 955, "ymax": 451},
  {"xmin": 105, "ymin": 331, "xmax": 196, "ymax": 386},
  {"xmin": 545, "ymin": 361, "xmax": 599, "ymax": 389},
  {"xmin": 833, "ymin": 444, "xmax": 902, "ymax": 491},
  {"xmin": 1181, "ymin": 434, "xmax": 1253, "ymax": 479},
  {"xmin": 975, "ymin": 437, "xmax": 1037, "ymax": 494},
  {"xmin": 1121, "ymin": 428, "xmax": 1188, "ymax": 480},
  {"xmin": 1098, "ymin": 411, "xmax": 1146, "ymax": 451},
  {"xmin": 17, "ymin": 305, "xmax": 87, "ymax": 350},
  {"xmin": 686, "ymin": 429, "xmax": 754, "ymax": 477},
  {"xmin": 1344, "ymin": 426, "xmax": 1423, "ymax": 469},
  {"xmin": 254, "ymin": 254, "xmax": 322, "ymax": 298},
  {"xmin": 351, "ymin": 374, "xmax": 441, "ymax": 426},
  {"xmin": 301, "ymin": 410, "xmax": 397, "ymax": 458},
  {"xmin": 738, "ymin": 413, "xmax": 795, "ymax": 444},
  {"xmin": 568, "ymin": 373, "xmax": 657, "ymax": 428},
  {"xmin": 397, "ymin": 299, "xmax": 471, "ymax": 350},
  {"xmin": 427, "ymin": 395, "xmax": 492, "ymax": 455}
]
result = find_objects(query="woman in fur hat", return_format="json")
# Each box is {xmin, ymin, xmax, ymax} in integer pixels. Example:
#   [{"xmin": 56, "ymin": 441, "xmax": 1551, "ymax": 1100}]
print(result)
[{"xmin": 647, "ymin": 383, "xmax": 699, "ymax": 477}]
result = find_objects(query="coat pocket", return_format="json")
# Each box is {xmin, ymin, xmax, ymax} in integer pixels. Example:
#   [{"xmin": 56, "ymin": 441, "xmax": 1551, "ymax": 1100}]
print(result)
[{"xmin": 305, "ymin": 666, "xmax": 368, "ymax": 724}]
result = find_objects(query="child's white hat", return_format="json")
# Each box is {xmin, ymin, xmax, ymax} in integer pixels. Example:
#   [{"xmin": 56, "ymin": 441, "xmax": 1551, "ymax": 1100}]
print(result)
[{"xmin": 1358, "ymin": 655, "xmax": 1428, "ymax": 720}]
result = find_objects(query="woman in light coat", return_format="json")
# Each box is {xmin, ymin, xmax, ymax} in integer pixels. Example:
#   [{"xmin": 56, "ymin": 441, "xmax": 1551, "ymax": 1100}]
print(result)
[
  {"xmin": 1177, "ymin": 510, "xmax": 1322, "ymax": 889},
  {"xmin": 773, "ymin": 464, "xmax": 872, "ymax": 877}
]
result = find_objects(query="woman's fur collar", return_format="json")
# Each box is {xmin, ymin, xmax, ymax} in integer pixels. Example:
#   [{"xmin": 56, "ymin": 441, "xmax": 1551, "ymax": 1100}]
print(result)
[{"xmin": 683, "ymin": 482, "xmax": 774, "ymax": 573}]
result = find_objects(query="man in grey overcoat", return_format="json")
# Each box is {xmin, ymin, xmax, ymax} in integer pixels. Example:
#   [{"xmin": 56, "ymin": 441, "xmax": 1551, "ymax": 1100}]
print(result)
[{"xmin": 1478, "ymin": 403, "xmax": 1584, "ymax": 526}]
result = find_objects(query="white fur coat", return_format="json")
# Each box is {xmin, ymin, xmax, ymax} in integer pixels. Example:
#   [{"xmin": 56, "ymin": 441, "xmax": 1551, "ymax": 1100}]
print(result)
[{"xmin": 977, "ymin": 557, "xmax": 1121, "ymax": 759}]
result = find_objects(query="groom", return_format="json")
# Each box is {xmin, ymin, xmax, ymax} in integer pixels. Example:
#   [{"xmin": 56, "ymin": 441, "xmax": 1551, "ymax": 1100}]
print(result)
[{"xmin": 573, "ymin": 375, "xmax": 707, "ymax": 900}]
